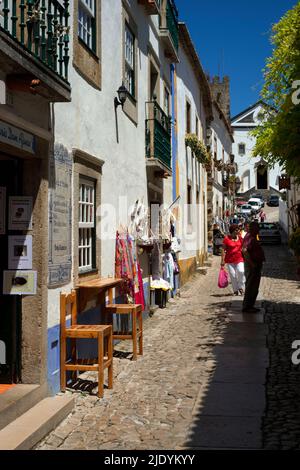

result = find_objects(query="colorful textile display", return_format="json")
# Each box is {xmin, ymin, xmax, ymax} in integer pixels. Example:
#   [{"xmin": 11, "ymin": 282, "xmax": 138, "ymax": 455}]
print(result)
[
  {"xmin": 163, "ymin": 251, "xmax": 175, "ymax": 290},
  {"xmin": 135, "ymin": 263, "xmax": 145, "ymax": 310},
  {"xmin": 115, "ymin": 230, "xmax": 145, "ymax": 307}
]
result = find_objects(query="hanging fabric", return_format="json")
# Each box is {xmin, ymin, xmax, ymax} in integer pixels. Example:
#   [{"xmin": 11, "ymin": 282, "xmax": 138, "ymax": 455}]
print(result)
[
  {"xmin": 135, "ymin": 263, "xmax": 145, "ymax": 310},
  {"xmin": 115, "ymin": 230, "xmax": 145, "ymax": 306}
]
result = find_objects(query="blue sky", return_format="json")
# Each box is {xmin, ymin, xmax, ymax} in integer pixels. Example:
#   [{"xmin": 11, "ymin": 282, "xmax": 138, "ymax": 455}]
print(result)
[{"xmin": 176, "ymin": 0, "xmax": 298, "ymax": 117}]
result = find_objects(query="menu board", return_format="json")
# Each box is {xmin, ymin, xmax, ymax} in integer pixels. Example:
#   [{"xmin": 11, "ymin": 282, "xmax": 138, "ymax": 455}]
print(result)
[{"xmin": 48, "ymin": 143, "xmax": 72, "ymax": 287}]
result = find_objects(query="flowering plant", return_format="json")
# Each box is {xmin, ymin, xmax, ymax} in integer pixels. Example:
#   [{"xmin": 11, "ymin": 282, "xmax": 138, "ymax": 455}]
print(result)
[
  {"xmin": 214, "ymin": 159, "xmax": 224, "ymax": 171},
  {"xmin": 223, "ymin": 162, "xmax": 237, "ymax": 175},
  {"xmin": 185, "ymin": 134, "xmax": 211, "ymax": 164}
]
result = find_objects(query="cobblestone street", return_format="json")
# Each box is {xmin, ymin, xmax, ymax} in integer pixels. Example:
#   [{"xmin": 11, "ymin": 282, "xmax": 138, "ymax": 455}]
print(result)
[
  {"xmin": 262, "ymin": 246, "xmax": 300, "ymax": 450},
  {"xmin": 1, "ymin": 0, "xmax": 300, "ymax": 454},
  {"xmin": 36, "ymin": 244, "xmax": 299, "ymax": 450}
]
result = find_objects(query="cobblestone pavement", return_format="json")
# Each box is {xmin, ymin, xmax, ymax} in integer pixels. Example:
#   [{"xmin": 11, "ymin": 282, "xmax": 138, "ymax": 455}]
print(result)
[
  {"xmin": 261, "ymin": 246, "xmax": 300, "ymax": 450},
  {"xmin": 264, "ymin": 205, "xmax": 279, "ymax": 223},
  {"xmin": 36, "ymin": 244, "xmax": 299, "ymax": 450},
  {"xmin": 36, "ymin": 257, "xmax": 231, "ymax": 450}
]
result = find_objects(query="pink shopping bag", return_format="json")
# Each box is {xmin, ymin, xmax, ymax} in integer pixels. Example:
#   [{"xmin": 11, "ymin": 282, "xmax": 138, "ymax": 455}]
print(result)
[{"xmin": 218, "ymin": 267, "xmax": 229, "ymax": 288}]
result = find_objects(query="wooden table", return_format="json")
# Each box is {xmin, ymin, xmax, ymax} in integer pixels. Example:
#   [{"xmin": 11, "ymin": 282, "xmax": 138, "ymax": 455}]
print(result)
[{"xmin": 76, "ymin": 277, "xmax": 123, "ymax": 312}]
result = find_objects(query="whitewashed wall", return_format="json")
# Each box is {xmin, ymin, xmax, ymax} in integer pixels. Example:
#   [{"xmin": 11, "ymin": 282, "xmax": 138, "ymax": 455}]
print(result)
[
  {"xmin": 279, "ymin": 200, "xmax": 289, "ymax": 238},
  {"xmin": 47, "ymin": 1, "xmax": 171, "ymax": 327},
  {"xmin": 211, "ymin": 104, "xmax": 233, "ymax": 219},
  {"xmin": 175, "ymin": 43, "xmax": 208, "ymax": 262}
]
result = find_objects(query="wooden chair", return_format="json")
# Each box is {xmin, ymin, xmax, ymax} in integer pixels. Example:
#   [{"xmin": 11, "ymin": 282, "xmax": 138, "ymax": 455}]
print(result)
[
  {"xmin": 60, "ymin": 291, "xmax": 113, "ymax": 398},
  {"xmin": 104, "ymin": 303, "xmax": 143, "ymax": 360}
]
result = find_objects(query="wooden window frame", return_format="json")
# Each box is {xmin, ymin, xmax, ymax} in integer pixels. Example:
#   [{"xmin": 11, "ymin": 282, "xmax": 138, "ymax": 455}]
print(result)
[
  {"xmin": 164, "ymin": 85, "xmax": 170, "ymax": 117},
  {"xmin": 78, "ymin": 176, "xmax": 96, "ymax": 273},
  {"xmin": 73, "ymin": 0, "xmax": 102, "ymax": 89},
  {"xmin": 124, "ymin": 22, "xmax": 136, "ymax": 99},
  {"xmin": 78, "ymin": 0, "xmax": 97, "ymax": 53},
  {"xmin": 122, "ymin": 4, "xmax": 138, "ymax": 124}
]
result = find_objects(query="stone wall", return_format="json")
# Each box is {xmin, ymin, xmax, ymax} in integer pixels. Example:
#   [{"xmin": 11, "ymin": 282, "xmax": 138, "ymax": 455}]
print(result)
[{"xmin": 210, "ymin": 76, "xmax": 231, "ymax": 122}]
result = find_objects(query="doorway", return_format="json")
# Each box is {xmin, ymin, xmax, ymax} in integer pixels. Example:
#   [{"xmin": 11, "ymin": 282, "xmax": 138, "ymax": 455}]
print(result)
[
  {"xmin": 0, "ymin": 157, "xmax": 22, "ymax": 384},
  {"xmin": 257, "ymin": 165, "xmax": 268, "ymax": 190}
]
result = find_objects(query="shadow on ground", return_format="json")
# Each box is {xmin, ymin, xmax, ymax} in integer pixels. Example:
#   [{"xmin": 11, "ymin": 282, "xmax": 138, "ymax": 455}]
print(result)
[
  {"xmin": 262, "ymin": 246, "xmax": 300, "ymax": 284},
  {"xmin": 184, "ymin": 254, "xmax": 300, "ymax": 450}
]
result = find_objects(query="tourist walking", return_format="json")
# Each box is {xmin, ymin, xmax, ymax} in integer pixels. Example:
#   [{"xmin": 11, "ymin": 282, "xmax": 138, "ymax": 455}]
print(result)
[
  {"xmin": 242, "ymin": 221, "xmax": 266, "ymax": 313},
  {"xmin": 259, "ymin": 209, "xmax": 266, "ymax": 223},
  {"xmin": 238, "ymin": 222, "xmax": 247, "ymax": 239},
  {"xmin": 221, "ymin": 224, "xmax": 245, "ymax": 295},
  {"xmin": 213, "ymin": 223, "xmax": 225, "ymax": 255}
]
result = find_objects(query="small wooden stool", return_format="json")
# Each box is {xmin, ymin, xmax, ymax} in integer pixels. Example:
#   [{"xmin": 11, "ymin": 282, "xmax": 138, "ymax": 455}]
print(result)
[
  {"xmin": 104, "ymin": 304, "xmax": 143, "ymax": 360},
  {"xmin": 60, "ymin": 291, "xmax": 113, "ymax": 398}
]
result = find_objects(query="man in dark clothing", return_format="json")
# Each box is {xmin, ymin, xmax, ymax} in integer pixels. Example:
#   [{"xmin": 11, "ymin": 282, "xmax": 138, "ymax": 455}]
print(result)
[{"xmin": 242, "ymin": 221, "xmax": 265, "ymax": 313}]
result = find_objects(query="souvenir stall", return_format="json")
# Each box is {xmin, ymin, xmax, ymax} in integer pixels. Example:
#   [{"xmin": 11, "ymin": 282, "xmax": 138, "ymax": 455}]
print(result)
[
  {"xmin": 119, "ymin": 198, "xmax": 181, "ymax": 311},
  {"xmin": 115, "ymin": 230, "xmax": 145, "ymax": 309},
  {"xmin": 149, "ymin": 206, "xmax": 181, "ymax": 308},
  {"xmin": 161, "ymin": 209, "xmax": 181, "ymax": 301}
]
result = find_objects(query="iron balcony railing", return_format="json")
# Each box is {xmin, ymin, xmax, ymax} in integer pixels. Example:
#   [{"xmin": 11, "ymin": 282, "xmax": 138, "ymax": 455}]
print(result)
[
  {"xmin": 166, "ymin": 0, "xmax": 178, "ymax": 51},
  {"xmin": 146, "ymin": 100, "xmax": 172, "ymax": 171},
  {"xmin": 0, "ymin": 0, "xmax": 70, "ymax": 82}
]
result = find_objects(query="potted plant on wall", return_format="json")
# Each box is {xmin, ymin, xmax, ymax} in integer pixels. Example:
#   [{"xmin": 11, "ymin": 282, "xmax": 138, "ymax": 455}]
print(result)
[
  {"xmin": 185, "ymin": 134, "xmax": 211, "ymax": 167},
  {"xmin": 214, "ymin": 159, "xmax": 224, "ymax": 171}
]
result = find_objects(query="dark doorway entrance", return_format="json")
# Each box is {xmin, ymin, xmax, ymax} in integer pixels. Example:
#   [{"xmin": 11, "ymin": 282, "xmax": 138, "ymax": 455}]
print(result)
[
  {"xmin": 257, "ymin": 165, "xmax": 268, "ymax": 190},
  {"xmin": 0, "ymin": 157, "xmax": 22, "ymax": 384}
]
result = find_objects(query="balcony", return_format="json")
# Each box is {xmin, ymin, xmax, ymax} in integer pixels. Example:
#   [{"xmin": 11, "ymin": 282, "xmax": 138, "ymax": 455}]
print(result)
[
  {"xmin": 145, "ymin": 100, "xmax": 172, "ymax": 175},
  {"xmin": 0, "ymin": 0, "xmax": 71, "ymax": 102},
  {"xmin": 159, "ymin": 0, "xmax": 179, "ymax": 63},
  {"xmin": 138, "ymin": 0, "xmax": 160, "ymax": 15}
]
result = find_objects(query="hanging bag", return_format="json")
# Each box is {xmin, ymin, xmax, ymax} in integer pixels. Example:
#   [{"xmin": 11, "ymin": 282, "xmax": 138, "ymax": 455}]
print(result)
[{"xmin": 218, "ymin": 267, "xmax": 229, "ymax": 288}]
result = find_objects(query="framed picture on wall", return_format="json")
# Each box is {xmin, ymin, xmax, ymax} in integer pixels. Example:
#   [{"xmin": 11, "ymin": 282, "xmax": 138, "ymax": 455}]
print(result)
[
  {"xmin": 0, "ymin": 186, "xmax": 6, "ymax": 235},
  {"xmin": 8, "ymin": 196, "xmax": 33, "ymax": 231},
  {"xmin": 3, "ymin": 270, "xmax": 37, "ymax": 295},
  {"xmin": 8, "ymin": 235, "xmax": 33, "ymax": 270}
]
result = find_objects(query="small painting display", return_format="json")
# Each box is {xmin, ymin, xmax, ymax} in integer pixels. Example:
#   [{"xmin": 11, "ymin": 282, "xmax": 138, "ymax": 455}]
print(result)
[
  {"xmin": 8, "ymin": 235, "xmax": 32, "ymax": 270},
  {"xmin": 8, "ymin": 196, "xmax": 32, "ymax": 231}
]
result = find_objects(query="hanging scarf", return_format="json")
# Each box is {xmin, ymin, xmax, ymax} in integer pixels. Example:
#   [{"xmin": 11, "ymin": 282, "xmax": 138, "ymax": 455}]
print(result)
[{"xmin": 135, "ymin": 263, "xmax": 145, "ymax": 310}]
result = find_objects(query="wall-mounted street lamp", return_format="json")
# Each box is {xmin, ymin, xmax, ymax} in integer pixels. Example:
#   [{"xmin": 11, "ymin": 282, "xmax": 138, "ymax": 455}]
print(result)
[{"xmin": 114, "ymin": 84, "xmax": 128, "ymax": 109}]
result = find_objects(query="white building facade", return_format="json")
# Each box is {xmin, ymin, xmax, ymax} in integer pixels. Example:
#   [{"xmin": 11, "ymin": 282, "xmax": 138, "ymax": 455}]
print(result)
[
  {"xmin": 47, "ymin": 0, "xmax": 184, "ymax": 394},
  {"xmin": 0, "ymin": 0, "xmax": 233, "ymax": 418},
  {"xmin": 171, "ymin": 23, "xmax": 212, "ymax": 282},
  {"xmin": 231, "ymin": 101, "xmax": 281, "ymax": 198},
  {"xmin": 210, "ymin": 100, "xmax": 234, "ymax": 220}
]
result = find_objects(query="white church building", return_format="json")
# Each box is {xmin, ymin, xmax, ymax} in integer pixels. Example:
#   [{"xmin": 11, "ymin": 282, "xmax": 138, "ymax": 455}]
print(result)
[{"xmin": 231, "ymin": 101, "xmax": 281, "ymax": 198}]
